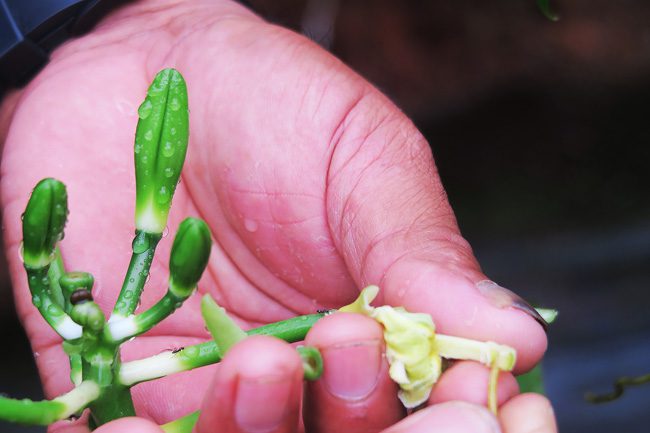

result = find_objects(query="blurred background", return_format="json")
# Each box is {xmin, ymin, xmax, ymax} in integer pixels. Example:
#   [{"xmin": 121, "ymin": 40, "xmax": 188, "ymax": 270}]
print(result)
[{"xmin": 2, "ymin": 0, "xmax": 650, "ymax": 431}]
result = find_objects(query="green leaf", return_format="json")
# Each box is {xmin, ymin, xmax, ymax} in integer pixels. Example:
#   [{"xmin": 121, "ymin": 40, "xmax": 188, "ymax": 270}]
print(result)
[
  {"xmin": 134, "ymin": 68, "xmax": 189, "ymax": 233},
  {"xmin": 537, "ymin": 0, "xmax": 559, "ymax": 21},
  {"xmin": 536, "ymin": 308, "xmax": 559, "ymax": 324},
  {"xmin": 201, "ymin": 294, "xmax": 247, "ymax": 357},
  {"xmin": 169, "ymin": 218, "xmax": 212, "ymax": 296},
  {"xmin": 517, "ymin": 364, "xmax": 546, "ymax": 394},
  {"xmin": 22, "ymin": 178, "xmax": 68, "ymax": 268}
]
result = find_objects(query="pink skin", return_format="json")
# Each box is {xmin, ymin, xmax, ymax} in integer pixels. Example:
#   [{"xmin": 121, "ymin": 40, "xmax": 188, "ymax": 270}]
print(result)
[{"xmin": 0, "ymin": 0, "xmax": 549, "ymax": 431}]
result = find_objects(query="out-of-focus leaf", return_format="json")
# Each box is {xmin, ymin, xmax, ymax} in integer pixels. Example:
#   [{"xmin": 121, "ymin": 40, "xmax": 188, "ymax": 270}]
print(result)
[{"xmin": 537, "ymin": 0, "xmax": 559, "ymax": 21}]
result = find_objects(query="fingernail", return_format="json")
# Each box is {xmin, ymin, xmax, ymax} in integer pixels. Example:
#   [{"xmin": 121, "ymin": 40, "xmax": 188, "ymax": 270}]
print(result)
[
  {"xmin": 476, "ymin": 280, "xmax": 548, "ymax": 332},
  {"xmin": 235, "ymin": 374, "xmax": 293, "ymax": 432},
  {"xmin": 321, "ymin": 339, "xmax": 382, "ymax": 400}
]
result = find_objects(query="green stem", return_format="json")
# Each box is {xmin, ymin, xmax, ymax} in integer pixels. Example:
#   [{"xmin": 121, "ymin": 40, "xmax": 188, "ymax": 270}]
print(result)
[
  {"xmin": 112, "ymin": 230, "xmax": 161, "ymax": 318},
  {"xmin": 25, "ymin": 267, "xmax": 82, "ymax": 340},
  {"xmin": 119, "ymin": 313, "xmax": 325, "ymax": 386},
  {"xmin": 106, "ymin": 289, "xmax": 187, "ymax": 343},
  {"xmin": 47, "ymin": 248, "xmax": 66, "ymax": 308},
  {"xmin": 0, "ymin": 381, "xmax": 99, "ymax": 425},
  {"xmin": 88, "ymin": 384, "xmax": 135, "ymax": 427}
]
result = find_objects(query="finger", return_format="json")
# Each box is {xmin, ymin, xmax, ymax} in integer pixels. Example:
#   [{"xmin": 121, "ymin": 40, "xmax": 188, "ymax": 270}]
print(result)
[
  {"xmin": 499, "ymin": 393, "xmax": 557, "ymax": 433},
  {"xmin": 303, "ymin": 312, "xmax": 404, "ymax": 433},
  {"xmin": 382, "ymin": 401, "xmax": 501, "ymax": 433},
  {"xmin": 50, "ymin": 417, "xmax": 163, "ymax": 433},
  {"xmin": 196, "ymin": 335, "xmax": 303, "ymax": 433},
  {"xmin": 429, "ymin": 361, "xmax": 519, "ymax": 407},
  {"xmin": 324, "ymin": 91, "xmax": 547, "ymax": 372}
]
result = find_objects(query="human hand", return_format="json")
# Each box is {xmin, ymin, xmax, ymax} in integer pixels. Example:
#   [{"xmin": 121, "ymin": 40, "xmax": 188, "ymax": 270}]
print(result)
[{"xmin": 0, "ymin": 0, "xmax": 549, "ymax": 431}]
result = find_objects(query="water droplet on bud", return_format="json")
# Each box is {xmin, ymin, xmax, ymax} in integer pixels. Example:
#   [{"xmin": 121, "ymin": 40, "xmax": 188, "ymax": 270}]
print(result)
[
  {"xmin": 162, "ymin": 141, "xmax": 175, "ymax": 157},
  {"xmin": 137, "ymin": 100, "xmax": 153, "ymax": 119}
]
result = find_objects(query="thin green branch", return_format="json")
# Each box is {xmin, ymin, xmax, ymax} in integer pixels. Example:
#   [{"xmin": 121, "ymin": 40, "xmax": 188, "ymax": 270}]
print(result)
[
  {"xmin": 25, "ymin": 267, "xmax": 82, "ymax": 340},
  {"xmin": 0, "ymin": 381, "xmax": 99, "ymax": 425},
  {"xmin": 585, "ymin": 373, "xmax": 650, "ymax": 403},
  {"xmin": 106, "ymin": 290, "xmax": 186, "ymax": 343},
  {"xmin": 47, "ymin": 248, "xmax": 66, "ymax": 308},
  {"xmin": 118, "ymin": 313, "xmax": 325, "ymax": 386},
  {"xmin": 111, "ymin": 230, "xmax": 161, "ymax": 318}
]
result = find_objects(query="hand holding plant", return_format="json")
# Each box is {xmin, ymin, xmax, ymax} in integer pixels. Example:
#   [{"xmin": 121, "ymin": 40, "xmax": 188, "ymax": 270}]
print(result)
[{"xmin": 0, "ymin": 1, "xmax": 554, "ymax": 432}]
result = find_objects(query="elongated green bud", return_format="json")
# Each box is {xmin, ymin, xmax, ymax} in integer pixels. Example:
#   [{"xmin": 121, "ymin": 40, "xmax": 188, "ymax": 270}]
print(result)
[
  {"xmin": 135, "ymin": 68, "xmax": 189, "ymax": 234},
  {"xmin": 22, "ymin": 178, "xmax": 68, "ymax": 269},
  {"xmin": 169, "ymin": 218, "xmax": 211, "ymax": 296}
]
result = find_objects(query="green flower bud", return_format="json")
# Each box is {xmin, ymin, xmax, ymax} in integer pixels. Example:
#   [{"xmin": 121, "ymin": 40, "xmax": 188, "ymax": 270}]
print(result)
[
  {"xmin": 134, "ymin": 68, "xmax": 189, "ymax": 234},
  {"xmin": 169, "ymin": 218, "xmax": 211, "ymax": 297},
  {"xmin": 70, "ymin": 301, "xmax": 105, "ymax": 332},
  {"xmin": 22, "ymin": 178, "xmax": 68, "ymax": 269},
  {"xmin": 60, "ymin": 272, "xmax": 94, "ymax": 301}
]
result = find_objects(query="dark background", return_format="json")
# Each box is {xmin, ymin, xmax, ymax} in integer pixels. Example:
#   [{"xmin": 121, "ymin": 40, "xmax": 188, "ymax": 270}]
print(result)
[{"xmin": 2, "ymin": 1, "xmax": 650, "ymax": 432}]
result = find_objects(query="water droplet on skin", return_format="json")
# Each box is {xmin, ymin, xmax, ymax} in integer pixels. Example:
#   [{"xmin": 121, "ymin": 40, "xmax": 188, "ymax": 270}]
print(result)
[
  {"xmin": 18, "ymin": 245, "xmax": 24, "ymax": 263},
  {"xmin": 33, "ymin": 352, "xmax": 40, "ymax": 359},
  {"xmin": 156, "ymin": 186, "xmax": 170, "ymax": 205},
  {"xmin": 144, "ymin": 130, "xmax": 153, "ymax": 141},
  {"xmin": 132, "ymin": 236, "xmax": 150, "ymax": 254},
  {"xmin": 169, "ymin": 97, "xmax": 181, "ymax": 111},
  {"xmin": 164, "ymin": 167, "xmax": 174, "ymax": 178},
  {"xmin": 162, "ymin": 142, "xmax": 175, "ymax": 157},
  {"xmin": 137, "ymin": 100, "xmax": 153, "ymax": 119},
  {"xmin": 244, "ymin": 219, "xmax": 258, "ymax": 232},
  {"xmin": 145, "ymin": 274, "xmax": 151, "ymax": 284},
  {"xmin": 162, "ymin": 226, "xmax": 169, "ymax": 238}
]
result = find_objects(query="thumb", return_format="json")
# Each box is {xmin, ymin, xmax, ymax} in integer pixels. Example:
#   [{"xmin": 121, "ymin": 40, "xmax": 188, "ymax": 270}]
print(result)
[
  {"xmin": 381, "ymin": 401, "xmax": 501, "ymax": 433},
  {"xmin": 326, "ymin": 90, "xmax": 546, "ymax": 372}
]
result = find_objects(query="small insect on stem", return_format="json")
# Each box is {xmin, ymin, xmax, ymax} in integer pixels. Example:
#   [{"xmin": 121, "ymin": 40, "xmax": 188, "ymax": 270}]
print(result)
[{"xmin": 171, "ymin": 347, "xmax": 184, "ymax": 354}]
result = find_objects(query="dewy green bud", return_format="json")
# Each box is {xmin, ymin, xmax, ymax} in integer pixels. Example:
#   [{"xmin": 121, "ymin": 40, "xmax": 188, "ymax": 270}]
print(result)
[
  {"xmin": 22, "ymin": 178, "xmax": 68, "ymax": 269},
  {"xmin": 169, "ymin": 218, "xmax": 211, "ymax": 297},
  {"xmin": 134, "ymin": 68, "xmax": 189, "ymax": 234},
  {"xmin": 60, "ymin": 272, "xmax": 94, "ymax": 294},
  {"xmin": 70, "ymin": 301, "xmax": 105, "ymax": 332}
]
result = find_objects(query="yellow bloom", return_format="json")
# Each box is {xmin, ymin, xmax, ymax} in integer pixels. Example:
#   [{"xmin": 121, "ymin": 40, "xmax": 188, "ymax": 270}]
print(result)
[
  {"xmin": 340, "ymin": 286, "xmax": 441, "ymax": 408},
  {"xmin": 340, "ymin": 285, "xmax": 517, "ymax": 412}
]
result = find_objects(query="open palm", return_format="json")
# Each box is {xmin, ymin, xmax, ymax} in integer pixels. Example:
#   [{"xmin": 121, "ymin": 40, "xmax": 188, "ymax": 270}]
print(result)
[{"xmin": 1, "ymin": 1, "xmax": 548, "ymax": 432}]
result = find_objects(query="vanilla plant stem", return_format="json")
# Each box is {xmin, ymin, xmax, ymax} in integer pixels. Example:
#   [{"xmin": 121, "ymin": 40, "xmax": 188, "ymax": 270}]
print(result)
[
  {"xmin": 118, "ymin": 313, "xmax": 325, "ymax": 386},
  {"xmin": 0, "ymin": 381, "xmax": 100, "ymax": 425}
]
